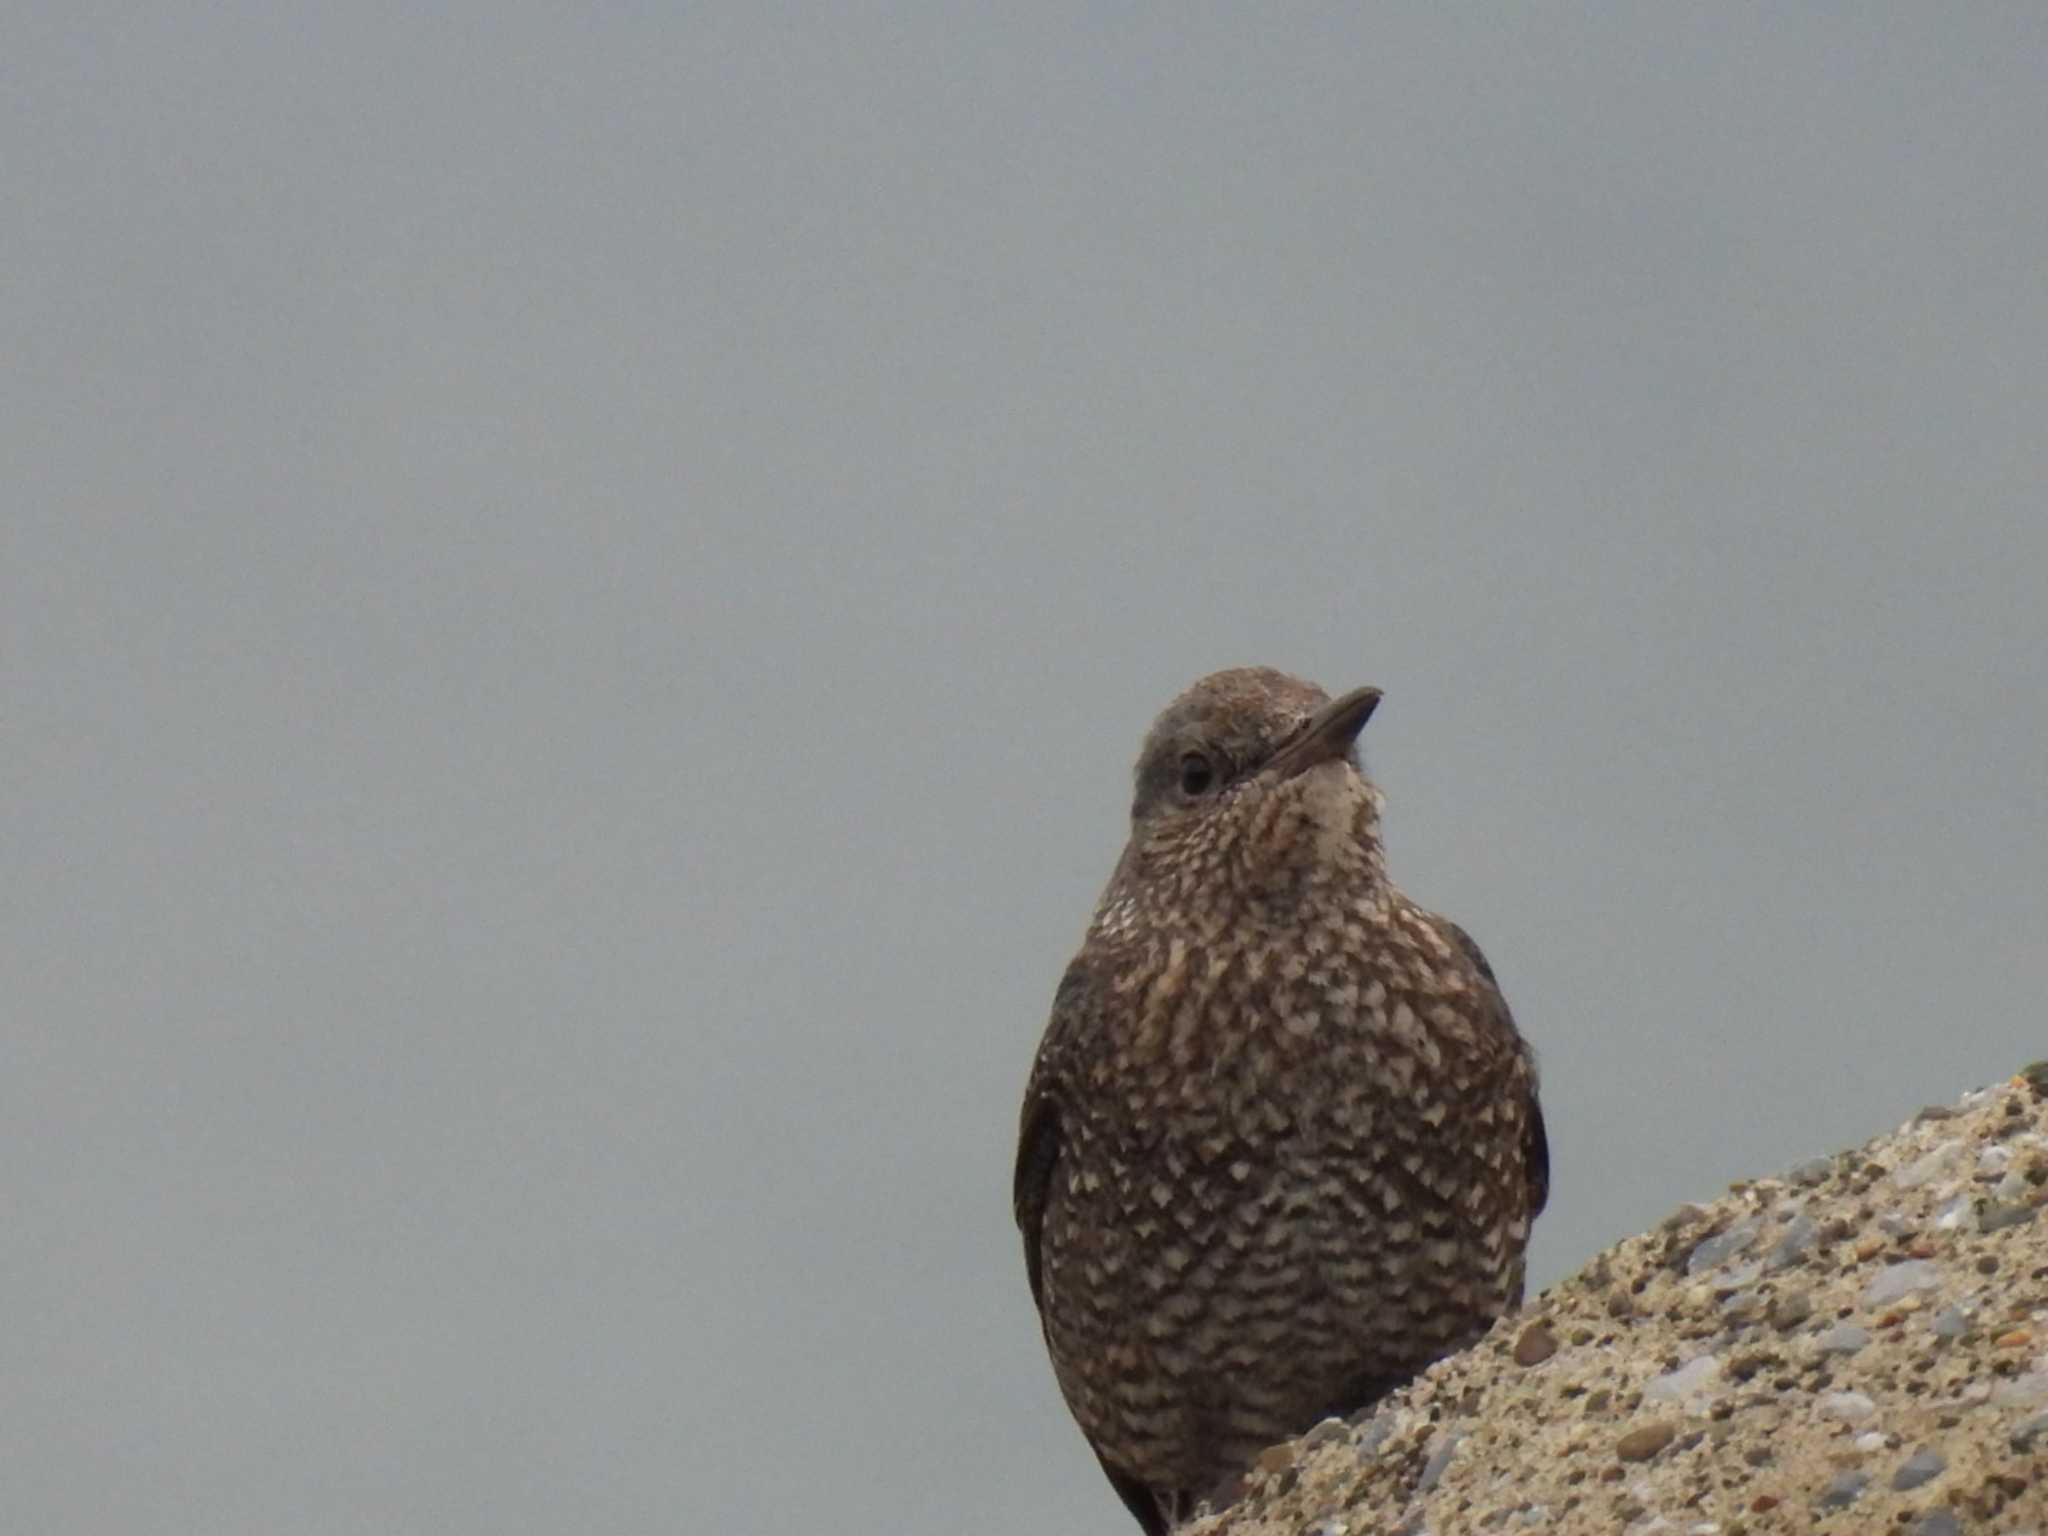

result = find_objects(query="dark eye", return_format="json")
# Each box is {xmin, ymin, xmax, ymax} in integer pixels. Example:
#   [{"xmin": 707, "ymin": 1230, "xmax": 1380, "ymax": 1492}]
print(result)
[{"xmin": 1179, "ymin": 753, "xmax": 1215, "ymax": 797}]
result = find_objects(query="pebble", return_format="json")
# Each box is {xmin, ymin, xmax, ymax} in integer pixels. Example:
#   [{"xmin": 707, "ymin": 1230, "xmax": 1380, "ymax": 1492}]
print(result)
[
  {"xmin": 1864, "ymin": 1260, "xmax": 1940, "ymax": 1306},
  {"xmin": 1717, "ymin": 1261, "xmax": 1761, "ymax": 1291},
  {"xmin": 1769, "ymin": 1293, "xmax": 1813, "ymax": 1331},
  {"xmin": 1354, "ymin": 1416, "xmax": 1397, "ymax": 1457},
  {"xmin": 1818, "ymin": 1391, "xmax": 1877, "ymax": 1422},
  {"xmin": 1301, "ymin": 1416, "xmax": 1349, "ymax": 1450},
  {"xmin": 1930, "ymin": 1306, "xmax": 1969, "ymax": 1340},
  {"xmin": 1686, "ymin": 1219, "xmax": 1759, "ymax": 1275},
  {"xmin": 1995, "ymin": 1170, "xmax": 2032, "ymax": 1202},
  {"xmin": 1853, "ymin": 1430, "xmax": 1886, "ymax": 1453},
  {"xmin": 1416, "ymin": 1433, "xmax": 1459, "ymax": 1492},
  {"xmin": 1992, "ymin": 1372, "xmax": 2048, "ymax": 1408},
  {"xmin": 1719, "ymin": 1287, "xmax": 1761, "ymax": 1321},
  {"xmin": 1933, "ymin": 1195, "xmax": 1971, "ymax": 1231},
  {"xmin": 1643, "ymin": 1357, "xmax": 1720, "ymax": 1405},
  {"xmin": 1817, "ymin": 1469, "xmax": 1868, "ymax": 1509},
  {"xmin": 1891, "ymin": 1445, "xmax": 1946, "ymax": 1490},
  {"xmin": 1788, "ymin": 1157, "xmax": 1832, "ymax": 1186},
  {"xmin": 1766, "ymin": 1213, "xmax": 1818, "ymax": 1270},
  {"xmin": 1912, "ymin": 1512, "xmax": 1962, "ymax": 1536},
  {"xmin": 1816, "ymin": 1323, "xmax": 1871, "ymax": 1355},
  {"xmin": 1982, "ymin": 1201, "xmax": 2037, "ymax": 1234},
  {"xmin": 1894, "ymin": 1142, "xmax": 1962, "ymax": 1188},
  {"xmin": 1616, "ymin": 1422, "xmax": 1677, "ymax": 1463},
  {"xmin": 1514, "ymin": 1322, "xmax": 1559, "ymax": 1366}
]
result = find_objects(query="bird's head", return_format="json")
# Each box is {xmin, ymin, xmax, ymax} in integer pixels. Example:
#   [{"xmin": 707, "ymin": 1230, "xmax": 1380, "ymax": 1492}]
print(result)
[{"xmin": 1117, "ymin": 667, "xmax": 1387, "ymax": 895}]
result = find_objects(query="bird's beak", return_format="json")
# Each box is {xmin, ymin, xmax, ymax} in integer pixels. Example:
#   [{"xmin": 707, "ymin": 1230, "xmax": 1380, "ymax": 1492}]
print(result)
[{"xmin": 1265, "ymin": 686, "xmax": 1383, "ymax": 781}]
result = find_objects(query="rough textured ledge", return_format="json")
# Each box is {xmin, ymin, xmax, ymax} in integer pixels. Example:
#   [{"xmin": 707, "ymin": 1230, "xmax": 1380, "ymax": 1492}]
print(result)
[{"xmin": 1196, "ymin": 1067, "xmax": 2048, "ymax": 1536}]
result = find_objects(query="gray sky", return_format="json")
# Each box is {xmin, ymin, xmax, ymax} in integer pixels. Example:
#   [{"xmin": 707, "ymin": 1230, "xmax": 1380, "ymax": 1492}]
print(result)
[{"xmin": 5, "ymin": 7, "xmax": 2045, "ymax": 1533}]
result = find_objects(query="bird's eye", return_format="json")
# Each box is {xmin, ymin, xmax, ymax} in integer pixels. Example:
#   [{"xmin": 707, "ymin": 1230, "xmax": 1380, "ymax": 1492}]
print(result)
[{"xmin": 1179, "ymin": 753, "xmax": 1215, "ymax": 797}]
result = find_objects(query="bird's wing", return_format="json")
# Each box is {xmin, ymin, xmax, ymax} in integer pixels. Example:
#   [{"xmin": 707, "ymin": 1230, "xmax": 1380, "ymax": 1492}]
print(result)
[
  {"xmin": 1014, "ymin": 959, "xmax": 1091, "ymax": 1314},
  {"xmin": 1016, "ymin": 964, "xmax": 1175, "ymax": 1535},
  {"xmin": 1521, "ymin": 1080, "xmax": 1551, "ymax": 1221},
  {"xmin": 1439, "ymin": 919, "xmax": 1549, "ymax": 1222}
]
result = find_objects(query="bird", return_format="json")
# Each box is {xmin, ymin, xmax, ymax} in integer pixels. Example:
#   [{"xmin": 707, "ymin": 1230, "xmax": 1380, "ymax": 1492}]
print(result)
[{"xmin": 1014, "ymin": 667, "xmax": 1548, "ymax": 1534}]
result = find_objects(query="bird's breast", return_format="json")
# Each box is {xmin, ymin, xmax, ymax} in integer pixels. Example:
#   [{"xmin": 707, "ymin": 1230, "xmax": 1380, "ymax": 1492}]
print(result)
[{"xmin": 1099, "ymin": 902, "xmax": 1479, "ymax": 1078}]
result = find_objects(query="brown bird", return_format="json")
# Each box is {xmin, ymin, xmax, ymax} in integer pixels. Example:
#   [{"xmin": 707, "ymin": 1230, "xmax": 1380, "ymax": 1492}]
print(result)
[{"xmin": 1014, "ymin": 667, "xmax": 1547, "ymax": 1534}]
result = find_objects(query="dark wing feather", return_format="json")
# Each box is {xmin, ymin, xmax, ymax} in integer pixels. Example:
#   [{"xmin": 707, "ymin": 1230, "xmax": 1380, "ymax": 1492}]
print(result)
[
  {"xmin": 1096, "ymin": 1454, "xmax": 1170, "ymax": 1536},
  {"xmin": 1018, "ymin": 962, "xmax": 1174, "ymax": 1533},
  {"xmin": 1014, "ymin": 961, "xmax": 1092, "ymax": 1314},
  {"xmin": 1523, "ymin": 1088, "xmax": 1551, "ymax": 1220},
  {"xmin": 1439, "ymin": 919, "xmax": 1549, "ymax": 1220},
  {"xmin": 1013, "ymin": 1094, "xmax": 1060, "ymax": 1312}
]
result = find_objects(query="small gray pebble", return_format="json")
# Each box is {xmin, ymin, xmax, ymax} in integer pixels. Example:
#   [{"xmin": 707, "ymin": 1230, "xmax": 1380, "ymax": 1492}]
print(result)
[
  {"xmin": 1878, "ymin": 1212, "xmax": 1916, "ymax": 1236},
  {"xmin": 1993, "ymin": 1372, "xmax": 2048, "ymax": 1409},
  {"xmin": 1644, "ymin": 1356, "xmax": 1721, "ymax": 1403},
  {"xmin": 1931, "ymin": 1306, "xmax": 1969, "ymax": 1340},
  {"xmin": 1864, "ymin": 1259, "xmax": 1941, "ymax": 1306},
  {"xmin": 1895, "ymin": 1142, "xmax": 1963, "ymax": 1189},
  {"xmin": 1686, "ymin": 1217, "xmax": 1760, "ymax": 1275},
  {"xmin": 1982, "ymin": 1202, "xmax": 2037, "ymax": 1234},
  {"xmin": 1817, "ymin": 1323, "xmax": 1872, "ymax": 1355},
  {"xmin": 1818, "ymin": 1391, "xmax": 1876, "ymax": 1422},
  {"xmin": 1789, "ymin": 1157, "xmax": 1832, "ymax": 1186},
  {"xmin": 1416, "ymin": 1433, "xmax": 1460, "ymax": 1492},
  {"xmin": 1771, "ymin": 1292, "xmax": 1814, "ymax": 1331},
  {"xmin": 1301, "ymin": 1416, "xmax": 1349, "ymax": 1450},
  {"xmin": 1354, "ymin": 1417, "xmax": 1398, "ymax": 1457},
  {"xmin": 1768, "ymin": 1213, "xmax": 1819, "ymax": 1271},
  {"xmin": 1891, "ymin": 1446, "xmax": 1946, "ymax": 1490},
  {"xmin": 1720, "ymin": 1287, "xmax": 1761, "ymax": 1319},
  {"xmin": 1912, "ymin": 1512, "xmax": 1962, "ymax": 1536},
  {"xmin": 1818, "ymin": 1470, "xmax": 1869, "ymax": 1509}
]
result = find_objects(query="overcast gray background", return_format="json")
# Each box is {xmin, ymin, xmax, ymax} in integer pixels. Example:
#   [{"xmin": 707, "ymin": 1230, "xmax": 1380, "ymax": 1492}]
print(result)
[{"xmin": 5, "ymin": 7, "xmax": 2045, "ymax": 1533}]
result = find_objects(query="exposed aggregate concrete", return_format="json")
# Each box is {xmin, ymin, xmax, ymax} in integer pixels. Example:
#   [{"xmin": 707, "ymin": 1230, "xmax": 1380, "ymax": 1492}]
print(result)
[{"xmin": 1196, "ymin": 1067, "xmax": 2048, "ymax": 1536}]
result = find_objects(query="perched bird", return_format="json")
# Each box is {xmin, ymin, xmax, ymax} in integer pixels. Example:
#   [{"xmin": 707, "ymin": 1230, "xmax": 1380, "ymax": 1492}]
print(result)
[{"xmin": 1014, "ymin": 667, "xmax": 1547, "ymax": 1534}]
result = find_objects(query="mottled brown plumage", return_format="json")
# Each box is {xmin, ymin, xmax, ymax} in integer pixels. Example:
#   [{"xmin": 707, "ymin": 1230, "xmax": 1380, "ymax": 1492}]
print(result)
[{"xmin": 1015, "ymin": 668, "xmax": 1547, "ymax": 1534}]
